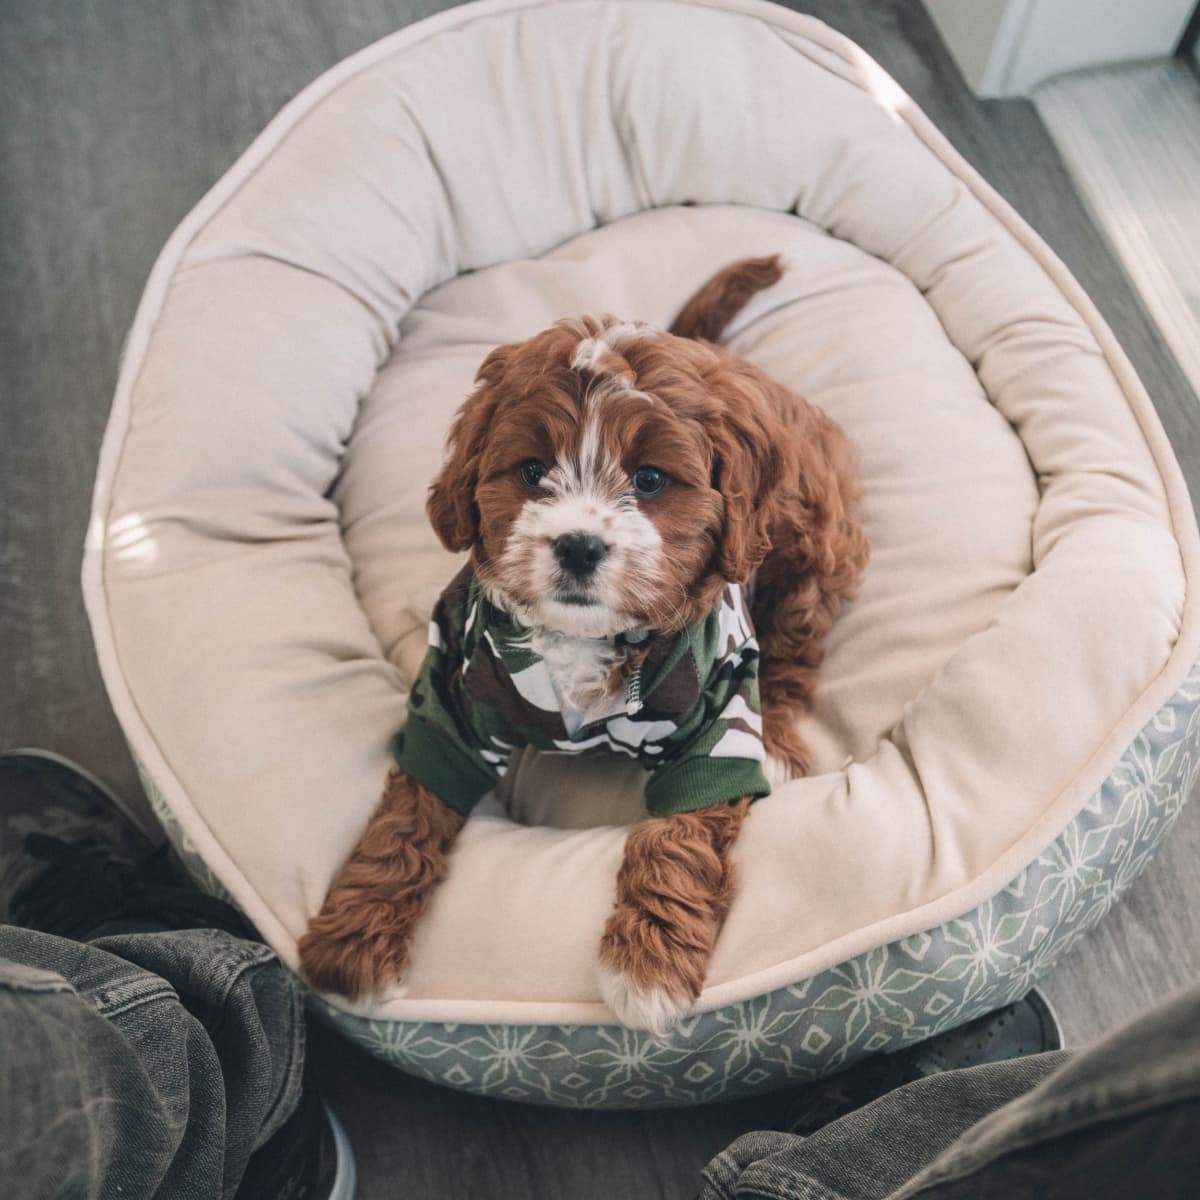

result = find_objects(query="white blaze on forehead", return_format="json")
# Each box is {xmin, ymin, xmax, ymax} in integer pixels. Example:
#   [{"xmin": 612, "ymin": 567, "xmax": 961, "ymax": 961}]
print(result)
[
  {"xmin": 556, "ymin": 391, "xmax": 636, "ymax": 494},
  {"xmin": 570, "ymin": 320, "xmax": 655, "ymax": 372},
  {"xmin": 568, "ymin": 324, "xmax": 660, "ymax": 485}
]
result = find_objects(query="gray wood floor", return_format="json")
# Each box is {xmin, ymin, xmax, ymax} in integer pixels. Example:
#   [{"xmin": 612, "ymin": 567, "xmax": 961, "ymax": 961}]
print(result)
[
  {"xmin": 3, "ymin": 2, "xmax": 1199, "ymax": 1196},
  {"xmin": 1036, "ymin": 60, "xmax": 1200, "ymax": 410}
]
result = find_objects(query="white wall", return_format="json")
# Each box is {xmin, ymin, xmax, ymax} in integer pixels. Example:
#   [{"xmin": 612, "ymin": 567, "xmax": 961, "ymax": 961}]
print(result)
[
  {"xmin": 924, "ymin": 0, "xmax": 1196, "ymax": 96},
  {"xmin": 923, "ymin": 0, "xmax": 1011, "ymax": 87}
]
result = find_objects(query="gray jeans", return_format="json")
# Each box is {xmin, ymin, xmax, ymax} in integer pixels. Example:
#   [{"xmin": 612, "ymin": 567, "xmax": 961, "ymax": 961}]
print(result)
[
  {"xmin": 0, "ymin": 925, "xmax": 305, "ymax": 1200},
  {"xmin": 700, "ymin": 983, "xmax": 1200, "ymax": 1199}
]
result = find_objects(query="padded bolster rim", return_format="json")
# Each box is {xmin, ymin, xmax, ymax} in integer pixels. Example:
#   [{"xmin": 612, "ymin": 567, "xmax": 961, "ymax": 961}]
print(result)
[{"xmin": 83, "ymin": 0, "xmax": 1200, "ymax": 1013}]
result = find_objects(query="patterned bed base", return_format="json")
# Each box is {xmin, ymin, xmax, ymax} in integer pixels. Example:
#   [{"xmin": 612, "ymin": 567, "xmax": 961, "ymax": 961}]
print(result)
[{"xmin": 140, "ymin": 663, "xmax": 1200, "ymax": 1108}]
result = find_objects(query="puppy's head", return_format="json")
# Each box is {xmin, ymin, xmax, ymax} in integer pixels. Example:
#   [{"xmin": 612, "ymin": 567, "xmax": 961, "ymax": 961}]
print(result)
[{"xmin": 426, "ymin": 317, "xmax": 785, "ymax": 638}]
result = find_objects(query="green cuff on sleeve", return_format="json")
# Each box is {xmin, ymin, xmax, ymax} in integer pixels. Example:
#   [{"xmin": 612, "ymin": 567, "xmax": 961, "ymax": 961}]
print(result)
[
  {"xmin": 391, "ymin": 716, "xmax": 498, "ymax": 818},
  {"xmin": 643, "ymin": 756, "xmax": 770, "ymax": 817}
]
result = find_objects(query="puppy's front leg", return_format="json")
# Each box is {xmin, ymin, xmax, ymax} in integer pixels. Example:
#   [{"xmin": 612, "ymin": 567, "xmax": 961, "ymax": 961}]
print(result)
[
  {"xmin": 299, "ymin": 767, "xmax": 464, "ymax": 1000},
  {"xmin": 597, "ymin": 798, "xmax": 751, "ymax": 1037}
]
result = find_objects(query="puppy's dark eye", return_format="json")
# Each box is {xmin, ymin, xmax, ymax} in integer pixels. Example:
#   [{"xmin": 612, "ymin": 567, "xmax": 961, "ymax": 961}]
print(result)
[
  {"xmin": 519, "ymin": 459, "xmax": 549, "ymax": 487},
  {"xmin": 632, "ymin": 466, "xmax": 668, "ymax": 498}
]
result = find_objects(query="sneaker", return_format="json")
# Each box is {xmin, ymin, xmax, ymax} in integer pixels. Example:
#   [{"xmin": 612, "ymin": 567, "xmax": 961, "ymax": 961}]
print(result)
[
  {"xmin": 0, "ymin": 748, "xmax": 250, "ymax": 939},
  {"xmin": 0, "ymin": 749, "xmax": 157, "ymax": 914},
  {"xmin": 784, "ymin": 990, "xmax": 1064, "ymax": 1135},
  {"xmin": 235, "ymin": 1080, "xmax": 357, "ymax": 1200}
]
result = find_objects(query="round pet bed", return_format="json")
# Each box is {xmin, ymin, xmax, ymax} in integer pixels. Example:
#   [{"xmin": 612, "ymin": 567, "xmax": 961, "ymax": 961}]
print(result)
[{"xmin": 85, "ymin": 0, "xmax": 1200, "ymax": 1108}]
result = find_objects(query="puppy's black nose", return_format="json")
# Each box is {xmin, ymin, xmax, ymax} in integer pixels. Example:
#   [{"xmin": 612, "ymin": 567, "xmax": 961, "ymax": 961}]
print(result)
[{"xmin": 553, "ymin": 532, "xmax": 608, "ymax": 577}]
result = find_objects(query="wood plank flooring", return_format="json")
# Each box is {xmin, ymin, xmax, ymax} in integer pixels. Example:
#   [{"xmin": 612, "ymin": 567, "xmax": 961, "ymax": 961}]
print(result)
[
  {"xmin": 3, "ymin": 2, "xmax": 1199, "ymax": 1195},
  {"xmin": 1036, "ymin": 60, "xmax": 1200, "ymax": 417}
]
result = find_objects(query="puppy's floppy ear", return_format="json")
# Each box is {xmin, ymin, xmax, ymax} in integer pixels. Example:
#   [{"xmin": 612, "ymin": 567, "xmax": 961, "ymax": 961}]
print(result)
[
  {"xmin": 704, "ymin": 365, "xmax": 786, "ymax": 583},
  {"xmin": 426, "ymin": 345, "xmax": 512, "ymax": 552}
]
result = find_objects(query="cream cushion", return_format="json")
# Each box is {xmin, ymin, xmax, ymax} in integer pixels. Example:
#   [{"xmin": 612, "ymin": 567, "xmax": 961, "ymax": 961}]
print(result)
[{"xmin": 86, "ymin": 0, "xmax": 1198, "ymax": 1041}]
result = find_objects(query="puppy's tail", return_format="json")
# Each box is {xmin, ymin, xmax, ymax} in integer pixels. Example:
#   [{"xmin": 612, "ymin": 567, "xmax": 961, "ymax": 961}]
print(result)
[{"xmin": 668, "ymin": 255, "xmax": 784, "ymax": 344}]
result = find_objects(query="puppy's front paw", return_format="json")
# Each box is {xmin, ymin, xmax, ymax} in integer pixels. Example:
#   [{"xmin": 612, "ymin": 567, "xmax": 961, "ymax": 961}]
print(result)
[
  {"xmin": 596, "ymin": 909, "xmax": 708, "ymax": 1038},
  {"xmin": 298, "ymin": 907, "xmax": 411, "ymax": 1001},
  {"xmin": 596, "ymin": 961, "xmax": 694, "ymax": 1038},
  {"xmin": 298, "ymin": 770, "xmax": 463, "ymax": 1002}
]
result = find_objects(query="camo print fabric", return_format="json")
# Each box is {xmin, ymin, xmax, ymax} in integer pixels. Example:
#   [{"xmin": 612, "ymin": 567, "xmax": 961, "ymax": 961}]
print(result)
[{"xmin": 392, "ymin": 566, "xmax": 771, "ymax": 817}]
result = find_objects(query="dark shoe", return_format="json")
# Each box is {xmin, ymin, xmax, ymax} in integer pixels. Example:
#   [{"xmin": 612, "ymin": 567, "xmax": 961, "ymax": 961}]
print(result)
[
  {"xmin": 784, "ymin": 990, "xmax": 1064, "ymax": 1135},
  {"xmin": 0, "ymin": 748, "xmax": 252, "ymax": 939},
  {"xmin": 0, "ymin": 748, "xmax": 158, "ymax": 914},
  {"xmin": 235, "ymin": 1080, "xmax": 357, "ymax": 1200}
]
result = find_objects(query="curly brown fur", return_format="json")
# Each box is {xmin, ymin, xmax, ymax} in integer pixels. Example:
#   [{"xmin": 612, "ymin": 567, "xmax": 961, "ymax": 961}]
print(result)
[
  {"xmin": 738, "ymin": 362, "xmax": 870, "ymax": 775},
  {"xmin": 303, "ymin": 256, "xmax": 867, "ymax": 1027},
  {"xmin": 598, "ymin": 798, "xmax": 751, "ymax": 1008},
  {"xmin": 669, "ymin": 255, "xmax": 784, "ymax": 342},
  {"xmin": 298, "ymin": 768, "xmax": 464, "ymax": 999},
  {"xmin": 669, "ymin": 299, "xmax": 871, "ymax": 776}
]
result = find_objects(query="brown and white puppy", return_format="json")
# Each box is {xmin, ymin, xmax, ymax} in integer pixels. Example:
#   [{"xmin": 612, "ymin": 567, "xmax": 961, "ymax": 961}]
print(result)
[{"xmin": 299, "ymin": 257, "xmax": 868, "ymax": 1034}]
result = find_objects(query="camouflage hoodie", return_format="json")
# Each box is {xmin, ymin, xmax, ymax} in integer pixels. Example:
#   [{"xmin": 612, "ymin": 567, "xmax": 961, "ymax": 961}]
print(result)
[{"xmin": 392, "ymin": 566, "xmax": 770, "ymax": 817}]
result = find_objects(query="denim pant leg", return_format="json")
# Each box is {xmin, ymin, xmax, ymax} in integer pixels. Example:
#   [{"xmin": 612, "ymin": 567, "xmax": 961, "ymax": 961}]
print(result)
[
  {"xmin": 700, "ymin": 982, "xmax": 1200, "ymax": 1200},
  {"xmin": 700, "ymin": 1054, "xmax": 1066, "ymax": 1200},
  {"xmin": 899, "ymin": 983, "xmax": 1200, "ymax": 1200},
  {"xmin": 0, "ymin": 925, "xmax": 306, "ymax": 1200}
]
